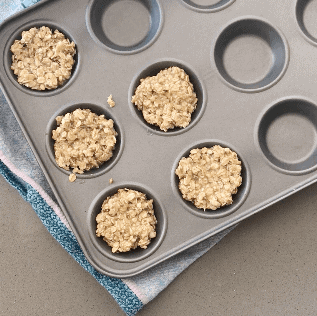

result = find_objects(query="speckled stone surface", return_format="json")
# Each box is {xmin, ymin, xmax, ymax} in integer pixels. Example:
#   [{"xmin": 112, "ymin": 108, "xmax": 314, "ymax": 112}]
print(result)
[{"xmin": 1, "ymin": 173, "xmax": 317, "ymax": 315}]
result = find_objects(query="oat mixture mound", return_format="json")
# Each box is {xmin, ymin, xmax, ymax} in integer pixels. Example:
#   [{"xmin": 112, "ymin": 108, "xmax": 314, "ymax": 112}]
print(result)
[
  {"xmin": 96, "ymin": 188, "xmax": 157, "ymax": 253},
  {"xmin": 10, "ymin": 26, "xmax": 76, "ymax": 90},
  {"xmin": 131, "ymin": 66, "xmax": 198, "ymax": 132},
  {"xmin": 175, "ymin": 145, "xmax": 242, "ymax": 210},
  {"xmin": 52, "ymin": 109, "xmax": 117, "ymax": 180}
]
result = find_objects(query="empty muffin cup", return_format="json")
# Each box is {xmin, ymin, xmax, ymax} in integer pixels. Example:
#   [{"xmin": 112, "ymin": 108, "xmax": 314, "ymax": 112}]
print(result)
[
  {"xmin": 257, "ymin": 97, "xmax": 317, "ymax": 174},
  {"xmin": 295, "ymin": 0, "xmax": 317, "ymax": 46},
  {"xmin": 86, "ymin": 0, "xmax": 163, "ymax": 54},
  {"xmin": 213, "ymin": 16, "xmax": 289, "ymax": 92},
  {"xmin": 87, "ymin": 182, "xmax": 167, "ymax": 263}
]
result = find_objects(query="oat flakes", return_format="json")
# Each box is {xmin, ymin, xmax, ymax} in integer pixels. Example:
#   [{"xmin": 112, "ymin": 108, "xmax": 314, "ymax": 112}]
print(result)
[
  {"xmin": 107, "ymin": 95, "xmax": 115, "ymax": 108},
  {"xmin": 52, "ymin": 108, "xmax": 117, "ymax": 181},
  {"xmin": 96, "ymin": 188, "xmax": 157, "ymax": 253},
  {"xmin": 10, "ymin": 26, "xmax": 76, "ymax": 90},
  {"xmin": 69, "ymin": 173, "xmax": 76, "ymax": 182},
  {"xmin": 175, "ymin": 145, "xmax": 242, "ymax": 210},
  {"xmin": 131, "ymin": 66, "xmax": 198, "ymax": 132}
]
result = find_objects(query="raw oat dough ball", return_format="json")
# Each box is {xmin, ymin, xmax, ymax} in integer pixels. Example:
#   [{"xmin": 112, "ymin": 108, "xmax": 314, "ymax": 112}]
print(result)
[
  {"xmin": 175, "ymin": 145, "xmax": 242, "ymax": 210},
  {"xmin": 131, "ymin": 66, "xmax": 198, "ymax": 132},
  {"xmin": 10, "ymin": 26, "xmax": 76, "ymax": 90},
  {"xmin": 96, "ymin": 188, "xmax": 157, "ymax": 253},
  {"xmin": 52, "ymin": 109, "xmax": 117, "ymax": 179}
]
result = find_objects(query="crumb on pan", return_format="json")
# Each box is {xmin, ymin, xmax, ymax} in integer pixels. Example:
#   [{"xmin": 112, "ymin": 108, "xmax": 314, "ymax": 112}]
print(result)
[
  {"xmin": 175, "ymin": 145, "xmax": 242, "ymax": 210},
  {"xmin": 10, "ymin": 26, "xmax": 76, "ymax": 90},
  {"xmin": 52, "ymin": 109, "xmax": 117, "ymax": 176},
  {"xmin": 69, "ymin": 173, "xmax": 76, "ymax": 182},
  {"xmin": 131, "ymin": 66, "xmax": 198, "ymax": 132},
  {"xmin": 107, "ymin": 94, "xmax": 115, "ymax": 108},
  {"xmin": 109, "ymin": 178, "xmax": 113, "ymax": 184},
  {"xmin": 96, "ymin": 188, "xmax": 157, "ymax": 253}
]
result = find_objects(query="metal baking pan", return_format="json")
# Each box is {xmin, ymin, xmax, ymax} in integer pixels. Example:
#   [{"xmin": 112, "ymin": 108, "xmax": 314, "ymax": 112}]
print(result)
[{"xmin": 1, "ymin": 0, "xmax": 317, "ymax": 278}]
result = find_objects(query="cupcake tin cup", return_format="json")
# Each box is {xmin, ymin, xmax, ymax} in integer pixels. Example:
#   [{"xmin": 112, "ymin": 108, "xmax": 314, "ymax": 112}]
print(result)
[
  {"xmin": 171, "ymin": 139, "xmax": 251, "ymax": 219},
  {"xmin": 212, "ymin": 16, "xmax": 289, "ymax": 93},
  {"xmin": 86, "ymin": 0, "xmax": 163, "ymax": 54},
  {"xmin": 3, "ymin": 19, "xmax": 80, "ymax": 96},
  {"xmin": 128, "ymin": 58, "xmax": 207, "ymax": 136},
  {"xmin": 87, "ymin": 182, "xmax": 167, "ymax": 263},
  {"xmin": 45, "ymin": 102, "xmax": 124, "ymax": 179},
  {"xmin": 1, "ymin": 0, "xmax": 317, "ymax": 278}
]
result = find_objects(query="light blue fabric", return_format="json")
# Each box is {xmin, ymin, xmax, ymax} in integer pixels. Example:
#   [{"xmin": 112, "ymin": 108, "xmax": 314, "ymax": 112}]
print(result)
[
  {"xmin": 0, "ymin": 0, "xmax": 22, "ymax": 17},
  {"xmin": 0, "ymin": 1, "xmax": 234, "ymax": 314}
]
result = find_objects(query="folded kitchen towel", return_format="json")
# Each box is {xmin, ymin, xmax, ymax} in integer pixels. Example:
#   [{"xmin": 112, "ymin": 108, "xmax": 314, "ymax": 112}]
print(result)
[{"xmin": 0, "ymin": 1, "xmax": 234, "ymax": 314}]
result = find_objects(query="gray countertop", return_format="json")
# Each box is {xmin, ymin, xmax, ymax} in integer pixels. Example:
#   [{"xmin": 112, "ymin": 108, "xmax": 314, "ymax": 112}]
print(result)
[{"xmin": 1, "ymin": 173, "xmax": 317, "ymax": 316}]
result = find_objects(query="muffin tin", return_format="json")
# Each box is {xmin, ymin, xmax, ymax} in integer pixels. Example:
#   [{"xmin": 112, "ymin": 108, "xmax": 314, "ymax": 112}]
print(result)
[{"xmin": 1, "ymin": 0, "xmax": 317, "ymax": 278}]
